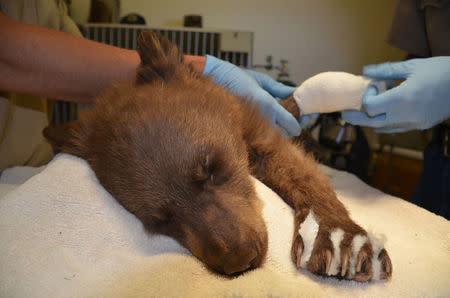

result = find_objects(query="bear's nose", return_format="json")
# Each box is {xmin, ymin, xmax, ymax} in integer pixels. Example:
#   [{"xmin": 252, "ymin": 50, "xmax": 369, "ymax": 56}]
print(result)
[{"xmin": 218, "ymin": 239, "xmax": 263, "ymax": 275}]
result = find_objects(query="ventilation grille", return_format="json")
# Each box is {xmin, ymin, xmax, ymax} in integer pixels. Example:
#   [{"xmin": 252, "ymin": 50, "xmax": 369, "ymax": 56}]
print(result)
[
  {"xmin": 52, "ymin": 24, "xmax": 252, "ymax": 124},
  {"xmin": 83, "ymin": 24, "xmax": 251, "ymax": 67}
]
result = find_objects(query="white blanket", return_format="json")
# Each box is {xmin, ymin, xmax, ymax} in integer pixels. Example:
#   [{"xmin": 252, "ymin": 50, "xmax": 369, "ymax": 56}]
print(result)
[{"xmin": 0, "ymin": 154, "xmax": 449, "ymax": 297}]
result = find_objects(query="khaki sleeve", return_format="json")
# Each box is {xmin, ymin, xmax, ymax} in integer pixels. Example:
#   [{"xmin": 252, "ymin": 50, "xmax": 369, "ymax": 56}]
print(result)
[
  {"xmin": 0, "ymin": 0, "xmax": 82, "ymax": 170},
  {"xmin": 387, "ymin": 0, "xmax": 430, "ymax": 57},
  {"xmin": 388, "ymin": 0, "xmax": 450, "ymax": 57},
  {"xmin": 422, "ymin": 0, "xmax": 450, "ymax": 56}
]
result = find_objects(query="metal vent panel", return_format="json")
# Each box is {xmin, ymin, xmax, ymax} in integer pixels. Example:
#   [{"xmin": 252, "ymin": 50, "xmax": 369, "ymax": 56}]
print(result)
[
  {"xmin": 82, "ymin": 24, "xmax": 251, "ymax": 67},
  {"xmin": 53, "ymin": 24, "xmax": 253, "ymax": 124}
]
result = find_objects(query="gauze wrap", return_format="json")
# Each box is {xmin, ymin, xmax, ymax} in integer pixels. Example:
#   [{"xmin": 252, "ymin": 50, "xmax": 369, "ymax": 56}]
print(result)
[{"xmin": 293, "ymin": 72, "xmax": 386, "ymax": 115}]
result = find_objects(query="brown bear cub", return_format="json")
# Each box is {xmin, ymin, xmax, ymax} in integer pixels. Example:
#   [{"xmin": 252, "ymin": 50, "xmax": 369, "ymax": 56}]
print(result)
[{"xmin": 43, "ymin": 31, "xmax": 391, "ymax": 281}]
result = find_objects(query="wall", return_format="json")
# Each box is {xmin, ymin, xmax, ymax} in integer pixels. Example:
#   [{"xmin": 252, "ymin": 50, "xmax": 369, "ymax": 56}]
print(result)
[{"xmin": 121, "ymin": 0, "xmax": 406, "ymax": 84}]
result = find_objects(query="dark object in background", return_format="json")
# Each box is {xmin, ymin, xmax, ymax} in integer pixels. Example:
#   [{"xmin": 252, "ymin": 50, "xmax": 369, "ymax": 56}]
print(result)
[
  {"xmin": 89, "ymin": 0, "xmax": 120, "ymax": 23},
  {"xmin": 277, "ymin": 79, "xmax": 296, "ymax": 87},
  {"xmin": 184, "ymin": 15, "xmax": 202, "ymax": 28},
  {"xmin": 120, "ymin": 13, "xmax": 146, "ymax": 25},
  {"xmin": 345, "ymin": 127, "xmax": 370, "ymax": 182},
  {"xmin": 318, "ymin": 113, "xmax": 370, "ymax": 183},
  {"xmin": 411, "ymin": 124, "xmax": 450, "ymax": 220}
]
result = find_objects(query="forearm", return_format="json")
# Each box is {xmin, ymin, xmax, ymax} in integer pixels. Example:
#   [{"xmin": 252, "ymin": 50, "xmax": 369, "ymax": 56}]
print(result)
[
  {"xmin": 0, "ymin": 13, "xmax": 206, "ymax": 103},
  {"xmin": 0, "ymin": 12, "xmax": 139, "ymax": 103}
]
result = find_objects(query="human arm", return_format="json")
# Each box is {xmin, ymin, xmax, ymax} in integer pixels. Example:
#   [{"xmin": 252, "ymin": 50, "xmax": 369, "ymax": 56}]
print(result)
[
  {"xmin": 0, "ymin": 12, "xmax": 206, "ymax": 103},
  {"xmin": 342, "ymin": 57, "xmax": 450, "ymax": 133},
  {"xmin": 0, "ymin": 12, "xmax": 138, "ymax": 103},
  {"xmin": 0, "ymin": 11, "xmax": 299, "ymax": 136}
]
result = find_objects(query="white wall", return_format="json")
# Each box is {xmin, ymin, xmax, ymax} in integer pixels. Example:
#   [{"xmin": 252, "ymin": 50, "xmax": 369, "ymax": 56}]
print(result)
[{"xmin": 121, "ymin": 0, "xmax": 406, "ymax": 84}]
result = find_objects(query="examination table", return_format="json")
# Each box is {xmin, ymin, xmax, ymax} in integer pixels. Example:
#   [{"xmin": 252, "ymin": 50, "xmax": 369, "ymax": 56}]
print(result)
[{"xmin": 0, "ymin": 153, "xmax": 449, "ymax": 297}]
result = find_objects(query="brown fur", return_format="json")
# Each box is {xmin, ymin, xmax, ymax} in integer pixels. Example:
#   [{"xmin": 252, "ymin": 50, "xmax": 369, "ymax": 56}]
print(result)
[
  {"xmin": 43, "ymin": 31, "xmax": 391, "ymax": 279},
  {"xmin": 278, "ymin": 96, "xmax": 327, "ymax": 162}
]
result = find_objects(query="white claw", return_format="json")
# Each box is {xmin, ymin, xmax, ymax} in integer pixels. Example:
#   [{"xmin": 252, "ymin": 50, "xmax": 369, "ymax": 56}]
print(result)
[
  {"xmin": 297, "ymin": 210, "xmax": 319, "ymax": 268},
  {"xmin": 368, "ymin": 233, "xmax": 387, "ymax": 281},
  {"xmin": 348, "ymin": 235, "xmax": 368, "ymax": 279},
  {"xmin": 328, "ymin": 228, "xmax": 344, "ymax": 275}
]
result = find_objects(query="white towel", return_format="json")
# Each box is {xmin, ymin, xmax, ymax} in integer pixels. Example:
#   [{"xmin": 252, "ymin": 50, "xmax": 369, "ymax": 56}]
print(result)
[{"xmin": 0, "ymin": 153, "xmax": 449, "ymax": 297}]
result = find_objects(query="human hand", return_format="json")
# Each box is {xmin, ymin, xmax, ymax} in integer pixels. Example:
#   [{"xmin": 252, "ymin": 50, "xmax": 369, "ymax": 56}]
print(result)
[
  {"xmin": 342, "ymin": 57, "xmax": 450, "ymax": 133},
  {"xmin": 203, "ymin": 55, "xmax": 301, "ymax": 137},
  {"xmin": 245, "ymin": 69, "xmax": 319, "ymax": 131}
]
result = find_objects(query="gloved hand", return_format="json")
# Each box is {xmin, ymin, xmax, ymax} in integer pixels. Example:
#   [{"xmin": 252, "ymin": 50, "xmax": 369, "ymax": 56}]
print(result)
[
  {"xmin": 203, "ymin": 55, "xmax": 301, "ymax": 137},
  {"xmin": 342, "ymin": 57, "xmax": 450, "ymax": 133},
  {"xmin": 245, "ymin": 69, "xmax": 319, "ymax": 131}
]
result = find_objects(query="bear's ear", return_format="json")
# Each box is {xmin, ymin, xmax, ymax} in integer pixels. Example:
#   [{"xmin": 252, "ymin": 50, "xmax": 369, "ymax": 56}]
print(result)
[
  {"xmin": 135, "ymin": 30, "xmax": 184, "ymax": 85},
  {"xmin": 43, "ymin": 121, "xmax": 88, "ymax": 158}
]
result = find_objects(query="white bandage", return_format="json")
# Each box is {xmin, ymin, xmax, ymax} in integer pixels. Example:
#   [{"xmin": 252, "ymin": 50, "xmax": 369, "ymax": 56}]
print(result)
[{"xmin": 293, "ymin": 72, "xmax": 386, "ymax": 115}]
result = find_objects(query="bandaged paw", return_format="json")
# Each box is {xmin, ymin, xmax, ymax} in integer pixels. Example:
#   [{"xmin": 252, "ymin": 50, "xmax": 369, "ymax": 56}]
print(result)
[
  {"xmin": 291, "ymin": 210, "xmax": 392, "ymax": 282},
  {"xmin": 293, "ymin": 72, "xmax": 386, "ymax": 115}
]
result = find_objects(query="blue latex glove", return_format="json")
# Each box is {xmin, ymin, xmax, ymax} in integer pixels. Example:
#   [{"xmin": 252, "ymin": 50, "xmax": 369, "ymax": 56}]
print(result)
[
  {"xmin": 203, "ymin": 55, "xmax": 301, "ymax": 137},
  {"xmin": 342, "ymin": 57, "xmax": 450, "ymax": 133},
  {"xmin": 244, "ymin": 69, "xmax": 319, "ymax": 131}
]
